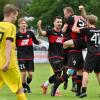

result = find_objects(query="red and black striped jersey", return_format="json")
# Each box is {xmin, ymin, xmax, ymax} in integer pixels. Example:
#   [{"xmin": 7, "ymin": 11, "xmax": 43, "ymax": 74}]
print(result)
[
  {"xmin": 46, "ymin": 29, "xmax": 64, "ymax": 59},
  {"xmin": 16, "ymin": 30, "xmax": 39, "ymax": 60},
  {"xmin": 64, "ymin": 16, "xmax": 87, "ymax": 52}
]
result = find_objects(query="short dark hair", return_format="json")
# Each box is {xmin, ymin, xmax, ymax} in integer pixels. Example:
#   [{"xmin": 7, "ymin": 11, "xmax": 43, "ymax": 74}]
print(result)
[
  {"xmin": 54, "ymin": 16, "xmax": 62, "ymax": 21},
  {"xmin": 3, "ymin": 4, "xmax": 19, "ymax": 17}
]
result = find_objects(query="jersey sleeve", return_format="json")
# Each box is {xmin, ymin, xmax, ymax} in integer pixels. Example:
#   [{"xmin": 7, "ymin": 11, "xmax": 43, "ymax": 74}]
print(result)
[
  {"xmin": 30, "ymin": 31, "xmax": 39, "ymax": 44},
  {"xmin": 6, "ymin": 24, "xmax": 16, "ymax": 42},
  {"xmin": 46, "ymin": 29, "xmax": 52, "ymax": 37},
  {"xmin": 80, "ymin": 28, "xmax": 89, "ymax": 35},
  {"xmin": 66, "ymin": 16, "xmax": 74, "ymax": 25}
]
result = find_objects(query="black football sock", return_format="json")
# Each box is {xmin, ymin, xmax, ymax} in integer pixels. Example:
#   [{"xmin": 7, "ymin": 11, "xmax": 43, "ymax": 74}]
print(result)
[
  {"xmin": 27, "ymin": 77, "xmax": 32, "ymax": 84},
  {"xmin": 76, "ymin": 75, "xmax": 82, "ymax": 94}
]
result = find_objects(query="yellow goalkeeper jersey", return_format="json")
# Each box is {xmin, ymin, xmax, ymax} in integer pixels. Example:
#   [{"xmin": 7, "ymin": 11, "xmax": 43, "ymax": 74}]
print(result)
[{"xmin": 0, "ymin": 22, "xmax": 18, "ymax": 69}]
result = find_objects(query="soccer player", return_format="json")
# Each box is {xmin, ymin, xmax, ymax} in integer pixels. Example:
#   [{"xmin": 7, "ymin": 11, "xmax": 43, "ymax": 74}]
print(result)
[
  {"xmin": 0, "ymin": 4, "xmax": 27, "ymax": 100},
  {"xmin": 72, "ymin": 14, "xmax": 100, "ymax": 98},
  {"xmin": 37, "ymin": 16, "xmax": 64, "ymax": 96},
  {"xmin": 62, "ymin": 5, "xmax": 87, "ymax": 93},
  {"xmin": 16, "ymin": 18, "xmax": 39, "ymax": 93},
  {"xmin": 51, "ymin": 6, "xmax": 87, "ymax": 96},
  {"xmin": 41, "ymin": 66, "xmax": 62, "ymax": 96}
]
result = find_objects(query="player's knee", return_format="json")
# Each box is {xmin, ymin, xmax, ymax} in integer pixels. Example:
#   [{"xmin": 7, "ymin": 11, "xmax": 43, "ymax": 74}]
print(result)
[
  {"xmin": 29, "ymin": 73, "xmax": 33, "ymax": 77},
  {"xmin": 67, "ymin": 69, "xmax": 75, "ymax": 76},
  {"xmin": 77, "ymin": 70, "xmax": 83, "ymax": 75},
  {"xmin": 16, "ymin": 88, "xmax": 23, "ymax": 94},
  {"xmin": 55, "ymin": 71, "xmax": 61, "ymax": 77},
  {"xmin": 28, "ymin": 72, "xmax": 33, "ymax": 79},
  {"xmin": 22, "ymin": 72, "xmax": 26, "ymax": 76},
  {"xmin": 49, "ymin": 75, "xmax": 55, "ymax": 83}
]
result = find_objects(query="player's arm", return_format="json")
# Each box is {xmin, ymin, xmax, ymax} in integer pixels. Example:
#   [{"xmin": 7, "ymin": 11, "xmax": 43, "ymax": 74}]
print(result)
[
  {"xmin": 37, "ymin": 20, "xmax": 47, "ymax": 36},
  {"xmin": 2, "ymin": 39, "xmax": 13, "ymax": 72},
  {"xmin": 31, "ymin": 31, "xmax": 40, "ymax": 45},
  {"xmin": 62, "ymin": 16, "xmax": 75, "ymax": 33},
  {"xmin": 2, "ymin": 25, "xmax": 15, "ymax": 72},
  {"xmin": 62, "ymin": 23, "xmax": 68, "ymax": 33},
  {"xmin": 72, "ymin": 16, "xmax": 80, "ymax": 33},
  {"xmin": 79, "ymin": 5, "xmax": 87, "ymax": 19}
]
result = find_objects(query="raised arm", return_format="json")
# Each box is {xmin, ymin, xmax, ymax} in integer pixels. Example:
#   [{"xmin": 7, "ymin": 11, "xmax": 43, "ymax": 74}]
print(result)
[
  {"xmin": 37, "ymin": 20, "xmax": 47, "ymax": 36},
  {"xmin": 62, "ymin": 23, "xmax": 68, "ymax": 33},
  {"xmin": 79, "ymin": 5, "xmax": 87, "ymax": 19},
  {"xmin": 72, "ymin": 16, "xmax": 80, "ymax": 33}
]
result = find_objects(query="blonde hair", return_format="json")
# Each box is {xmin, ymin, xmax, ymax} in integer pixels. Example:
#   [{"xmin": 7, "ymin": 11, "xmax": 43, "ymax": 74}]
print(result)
[
  {"xmin": 18, "ymin": 18, "xmax": 27, "ymax": 24},
  {"xmin": 3, "ymin": 4, "xmax": 18, "ymax": 17},
  {"xmin": 63, "ymin": 7, "xmax": 74, "ymax": 15},
  {"xmin": 87, "ymin": 14, "xmax": 98, "ymax": 25}
]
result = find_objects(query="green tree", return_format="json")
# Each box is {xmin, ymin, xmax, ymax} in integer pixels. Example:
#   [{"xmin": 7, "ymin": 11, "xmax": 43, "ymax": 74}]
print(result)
[
  {"xmin": 25, "ymin": 0, "xmax": 100, "ymax": 27},
  {"xmin": 0, "ymin": 0, "xmax": 16, "ymax": 21}
]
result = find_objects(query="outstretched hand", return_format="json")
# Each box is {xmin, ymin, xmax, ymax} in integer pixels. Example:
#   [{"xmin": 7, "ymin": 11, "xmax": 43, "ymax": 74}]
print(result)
[
  {"xmin": 37, "ymin": 20, "xmax": 42, "ymax": 27},
  {"xmin": 79, "ymin": 5, "xmax": 84, "ymax": 11}
]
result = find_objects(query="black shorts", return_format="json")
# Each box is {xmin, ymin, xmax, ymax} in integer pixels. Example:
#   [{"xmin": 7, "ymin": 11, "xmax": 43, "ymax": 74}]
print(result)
[
  {"xmin": 18, "ymin": 60, "xmax": 34, "ymax": 72},
  {"xmin": 63, "ymin": 53, "xmax": 68, "ymax": 66},
  {"xmin": 84, "ymin": 52, "xmax": 100, "ymax": 73},
  {"xmin": 67, "ymin": 52, "xmax": 84, "ymax": 70},
  {"xmin": 49, "ymin": 58, "xmax": 63, "ymax": 73},
  {"xmin": 73, "ymin": 38, "xmax": 86, "ymax": 50}
]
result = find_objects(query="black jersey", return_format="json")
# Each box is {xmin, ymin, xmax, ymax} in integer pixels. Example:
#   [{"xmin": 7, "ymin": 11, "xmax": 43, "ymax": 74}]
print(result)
[
  {"xmin": 65, "ymin": 16, "xmax": 87, "ymax": 51},
  {"xmin": 80, "ymin": 27, "xmax": 100, "ymax": 55},
  {"xmin": 46, "ymin": 29, "xmax": 64, "ymax": 59},
  {"xmin": 16, "ymin": 30, "xmax": 39, "ymax": 60}
]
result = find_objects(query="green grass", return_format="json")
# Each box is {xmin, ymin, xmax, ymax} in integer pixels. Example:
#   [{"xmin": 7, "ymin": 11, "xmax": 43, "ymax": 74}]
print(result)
[{"xmin": 0, "ymin": 63, "xmax": 100, "ymax": 100}]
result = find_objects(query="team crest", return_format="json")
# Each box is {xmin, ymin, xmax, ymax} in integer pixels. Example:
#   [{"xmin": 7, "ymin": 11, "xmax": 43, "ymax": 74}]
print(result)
[{"xmin": 27, "ymin": 35, "xmax": 30, "ymax": 38}]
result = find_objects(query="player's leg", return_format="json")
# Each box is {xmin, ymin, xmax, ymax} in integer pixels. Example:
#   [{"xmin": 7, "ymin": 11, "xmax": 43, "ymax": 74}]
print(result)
[
  {"xmin": 95, "ymin": 72, "xmax": 100, "ymax": 85},
  {"xmin": 41, "ymin": 66, "xmax": 53, "ymax": 95},
  {"xmin": 70, "ymin": 52, "xmax": 84, "ymax": 96},
  {"xmin": 21, "ymin": 71, "xmax": 27, "ymax": 93},
  {"xmin": 1, "ymin": 67, "xmax": 27, "ymax": 100},
  {"xmin": 76, "ymin": 70, "xmax": 83, "ymax": 96},
  {"xmin": 63, "ymin": 53, "xmax": 69, "ymax": 90},
  {"xmin": 27, "ymin": 71, "xmax": 32, "ymax": 84},
  {"xmin": 94, "ymin": 56, "xmax": 100, "ymax": 86},
  {"xmin": 51, "ymin": 53, "xmax": 76, "ymax": 96},
  {"xmin": 71, "ymin": 70, "xmax": 77, "ymax": 92},
  {"xmin": 0, "ymin": 71, "xmax": 5, "ymax": 90},
  {"xmin": 18, "ymin": 60, "xmax": 27, "ymax": 93},
  {"xmin": 63, "ymin": 39, "xmax": 74, "ymax": 49},
  {"xmin": 79, "ymin": 53, "xmax": 96, "ymax": 98},
  {"xmin": 26, "ymin": 60, "xmax": 34, "ymax": 93},
  {"xmin": 27, "ymin": 60, "xmax": 34, "ymax": 85},
  {"xmin": 49, "ymin": 58, "xmax": 63, "ymax": 96},
  {"xmin": 16, "ymin": 88, "xmax": 27, "ymax": 100}
]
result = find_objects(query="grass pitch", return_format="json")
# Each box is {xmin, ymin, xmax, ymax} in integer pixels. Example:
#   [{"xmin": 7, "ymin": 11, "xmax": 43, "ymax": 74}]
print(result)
[{"xmin": 0, "ymin": 63, "xmax": 100, "ymax": 100}]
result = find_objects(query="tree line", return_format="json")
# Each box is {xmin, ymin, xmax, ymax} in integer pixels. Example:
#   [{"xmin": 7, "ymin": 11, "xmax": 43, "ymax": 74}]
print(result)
[{"xmin": 0, "ymin": 0, "xmax": 100, "ymax": 28}]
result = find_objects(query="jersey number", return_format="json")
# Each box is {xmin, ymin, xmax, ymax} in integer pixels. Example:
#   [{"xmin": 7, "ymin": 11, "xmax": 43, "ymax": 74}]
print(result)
[
  {"xmin": 0, "ymin": 32, "xmax": 4, "ymax": 43},
  {"xmin": 91, "ymin": 33, "xmax": 100, "ymax": 45},
  {"xmin": 78, "ymin": 19, "xmax": 86, "ymax": 28}
]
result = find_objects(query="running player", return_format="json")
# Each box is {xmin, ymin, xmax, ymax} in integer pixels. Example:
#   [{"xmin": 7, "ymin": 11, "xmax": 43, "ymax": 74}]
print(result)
[
  {"xmin": 37, "ymin": 16, "xmax": 64, "ymax": 96},
  {"xmin": 72, "ymin": 14, "xmax": 100, "ymax": 98},
  {"xmin": 16, "ymin": 18, "xmax": 39, "ymax": 93},
  {"xmin": 0, "ymin": 4, "xmax": 27, "ymax": 100}
]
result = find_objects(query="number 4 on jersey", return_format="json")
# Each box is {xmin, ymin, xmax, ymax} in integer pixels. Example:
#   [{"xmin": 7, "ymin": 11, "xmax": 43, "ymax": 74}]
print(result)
[{"xmin": 91, "ymin": 33, "xmax": 100, "ymax": 45}]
